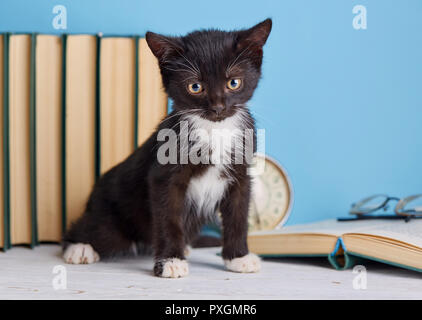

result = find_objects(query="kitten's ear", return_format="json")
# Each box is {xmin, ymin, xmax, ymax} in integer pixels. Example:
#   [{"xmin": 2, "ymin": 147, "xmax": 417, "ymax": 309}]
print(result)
[
  {"xmin": 237, "ymin": 18, "xmax": 272, "ymax": 51},
  {"xmin": 146, "ymin": 32, "xmax": 182, "ymax": 62}
]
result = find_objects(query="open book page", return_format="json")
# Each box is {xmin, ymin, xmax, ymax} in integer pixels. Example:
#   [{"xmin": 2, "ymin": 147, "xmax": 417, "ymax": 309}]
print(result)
[
  {"xmin": 250, "ymin": 219, "xmax": 422, "ymax": 244},
  {"xmin": 344, "ymin": 219, "xmax": 422, "ymax": 248},
  {"xmin": 251, "ymin": 219, "xmax": 365, "ymax": 237}
]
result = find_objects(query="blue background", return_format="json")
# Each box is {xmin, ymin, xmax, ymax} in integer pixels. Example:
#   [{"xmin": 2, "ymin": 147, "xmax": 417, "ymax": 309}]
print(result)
[{"xmin": 1, "ymin": 0, "xmax": 421, "ymax": 225}]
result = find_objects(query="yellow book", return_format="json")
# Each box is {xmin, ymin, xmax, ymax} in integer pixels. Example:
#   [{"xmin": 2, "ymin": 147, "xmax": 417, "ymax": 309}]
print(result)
[
  {"xmin": 65, "ymin": 35, "xmax": 97, "ymax": 228},
  {"xmin": 9, "ymin": 35, "xmax": 32, "ymax": 245},
  {"xmin": 137, "ymin": 38, "xmax": 167, "ymax": 146},
  {"xmin": 0, "ymin": 34, "xmax": 168, "ymax": 247},
  {"xmin": 248, "ymin": 219, "xmax": 422, "ymax": 272},
  {"xmin": 100, "ymin": 37, "xmax": 135, "ymax": 174},
  {"xmin": 35, "ymin": 35, "xmax": 62, "ymax": 242},
  {"xmin": 0, "ymin": 34, "xmax": 4, "ymax": 249}
]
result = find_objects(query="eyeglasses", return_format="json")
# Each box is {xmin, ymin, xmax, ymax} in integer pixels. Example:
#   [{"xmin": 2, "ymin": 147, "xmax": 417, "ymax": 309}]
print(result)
[{"xmin": 337, "ymin": 194, "xmax": 422, "ymax": 222}]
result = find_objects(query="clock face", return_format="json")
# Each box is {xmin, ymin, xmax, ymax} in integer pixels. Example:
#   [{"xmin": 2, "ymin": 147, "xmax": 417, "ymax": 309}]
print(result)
[
  {"xmin": 213, "ymin": 154, "xmax": 293, "ymax": 233},
  {"xmin": 247, "ymin": 154, "xmax": 293, "ymax": 232}
]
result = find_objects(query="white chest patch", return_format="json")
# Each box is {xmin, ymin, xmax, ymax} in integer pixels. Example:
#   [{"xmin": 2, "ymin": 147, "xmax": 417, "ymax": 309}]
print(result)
[
  {"xmin": 183, "ymin": 111, "xmax": 246, "ymax": 217},
  {"xmin": 186, "ymin": 166, "xmax": 228, "ymax": 217}
]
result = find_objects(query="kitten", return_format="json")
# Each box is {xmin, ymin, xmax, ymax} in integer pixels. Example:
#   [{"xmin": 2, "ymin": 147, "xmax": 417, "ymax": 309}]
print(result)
[{"xmin": 62, "ymin": 19, "xmax": 272, "ymax": 278}]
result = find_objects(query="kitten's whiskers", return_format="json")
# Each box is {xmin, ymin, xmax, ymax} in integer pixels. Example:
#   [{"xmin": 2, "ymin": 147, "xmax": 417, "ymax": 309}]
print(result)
[{"xmin": 226, "ymin": 43, "xmax": 252, "ymax": 75}]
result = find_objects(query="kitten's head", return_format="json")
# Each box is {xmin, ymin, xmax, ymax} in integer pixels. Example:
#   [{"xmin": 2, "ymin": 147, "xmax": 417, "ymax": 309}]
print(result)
[{"xmin": 146, "ymin": 19, "xmax": 272, "ymax": 121}]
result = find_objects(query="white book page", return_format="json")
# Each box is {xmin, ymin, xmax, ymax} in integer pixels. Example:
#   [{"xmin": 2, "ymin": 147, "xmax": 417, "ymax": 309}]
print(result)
[
  {"xmin": 250, "ymin": 219, "xmax": 422, "ymax": 247},
  {"xmin": 251, "ymin": 219, "xmax": 370, "ymax": 236},
  {"xmin": 345, "ymin": 219, "xmax": 422, "ymax": 248}
]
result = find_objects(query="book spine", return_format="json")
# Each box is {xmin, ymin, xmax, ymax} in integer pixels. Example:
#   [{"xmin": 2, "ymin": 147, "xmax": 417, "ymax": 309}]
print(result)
[
  {"xmin": 327, "ymin": 237, "xmax": 345, "ymax": 270},
  {"xmin": 95, "ymin": 34, "xmax": 101, "ymax": 181},
  {"xmin": 60, "ymin": 34, "xmax": 67, "ymax": 235},
  {"xmin": 327, "ymin": 237, "xmax": 361, "ymax": 270},
  {"xmin": 133, "ymin": 36, "xmax": 139, "ymax": 149},
  {"xmin": 29, "ymin": 33, "xmax": 38, "ymax": 247},
  {"xmin": 2, "ymin": 33, "xmax": 10, "ymax": 250}
]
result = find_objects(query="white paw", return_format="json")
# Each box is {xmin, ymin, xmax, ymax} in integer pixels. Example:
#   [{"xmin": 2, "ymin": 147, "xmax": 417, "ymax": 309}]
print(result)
[
  {"xmin": 158, "ymin": 258, "xmax": 189, "ymax": 278},
  {"xmin": 224, "ymin": 253, "xmax": 261, "ymax": 273},
  {"xmin": 63, "ymin": 243, "xmax": 100, "ymax": 264}
]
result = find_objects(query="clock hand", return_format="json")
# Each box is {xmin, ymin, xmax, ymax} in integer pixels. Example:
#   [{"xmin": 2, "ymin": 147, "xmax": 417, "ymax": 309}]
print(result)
[{"xmin": 252, "ymin": 199, "xmax": 261, "ymax": 228}]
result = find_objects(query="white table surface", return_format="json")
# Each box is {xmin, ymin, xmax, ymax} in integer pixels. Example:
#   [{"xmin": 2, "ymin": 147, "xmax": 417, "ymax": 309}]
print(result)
[{"xmin": 0, "ymin": 244, "xmax": 421, "ymax": 299}]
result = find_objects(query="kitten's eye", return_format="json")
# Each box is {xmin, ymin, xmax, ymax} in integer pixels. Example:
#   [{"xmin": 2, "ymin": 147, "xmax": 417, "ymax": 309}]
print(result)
[
  {"xmin": 227, "ymin": 78, "xmax": 242, "ymax": 91},
  {"xmin": 187, "ymin": 83, "xmax": 203, "ymax": 94}
]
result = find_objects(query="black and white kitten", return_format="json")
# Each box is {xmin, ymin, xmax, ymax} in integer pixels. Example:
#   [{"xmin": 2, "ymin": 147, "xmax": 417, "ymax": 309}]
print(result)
[{"xmin": 62, "ymin": 19, "xmax": 272, "ymax": 278}]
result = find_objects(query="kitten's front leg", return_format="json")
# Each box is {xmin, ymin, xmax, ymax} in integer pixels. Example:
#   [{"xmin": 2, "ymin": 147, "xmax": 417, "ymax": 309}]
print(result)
[
  {"xmin": 150, "ymin": 180, "xmax": 189, "ymax": 278},
  {"xmin": 220, "ymin": 175, "xmax": 261, "ymax": 273}
]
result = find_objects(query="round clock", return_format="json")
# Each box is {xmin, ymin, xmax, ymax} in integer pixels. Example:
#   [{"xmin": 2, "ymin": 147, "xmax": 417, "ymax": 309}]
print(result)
[{"xmin": 247, "ymin": 154, "xmax": 293, "ymax": 232}]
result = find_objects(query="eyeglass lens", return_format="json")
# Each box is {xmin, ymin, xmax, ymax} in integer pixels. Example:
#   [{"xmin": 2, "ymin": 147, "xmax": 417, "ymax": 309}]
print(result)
[{"xmin": 351, "ymin": 195, "xmax": 389, "ymax": 214}]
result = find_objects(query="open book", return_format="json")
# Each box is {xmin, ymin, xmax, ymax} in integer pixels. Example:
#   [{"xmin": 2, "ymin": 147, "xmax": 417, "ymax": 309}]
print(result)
[{"xmin": 247, "ymin": 219, "xmax": 422, "ymax": 272}]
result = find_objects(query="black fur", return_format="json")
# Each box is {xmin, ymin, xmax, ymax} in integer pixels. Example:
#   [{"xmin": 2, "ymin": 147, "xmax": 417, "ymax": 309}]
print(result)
[{"xmin": 63, "ymin": 19, "xmax": 272, "ymax": 276}]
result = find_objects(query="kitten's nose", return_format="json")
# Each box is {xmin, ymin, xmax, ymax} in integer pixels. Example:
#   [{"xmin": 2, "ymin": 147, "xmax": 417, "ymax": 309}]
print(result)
[{"xmin": 211, "ymin": 104, "xmax": 225, "ymax": 115}]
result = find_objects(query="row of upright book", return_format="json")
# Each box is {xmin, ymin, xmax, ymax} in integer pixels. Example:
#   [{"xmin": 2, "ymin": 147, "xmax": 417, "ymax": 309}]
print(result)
[{"xmin": 0, "ymin": 33, "xmax": 168, "ymax": 250}]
